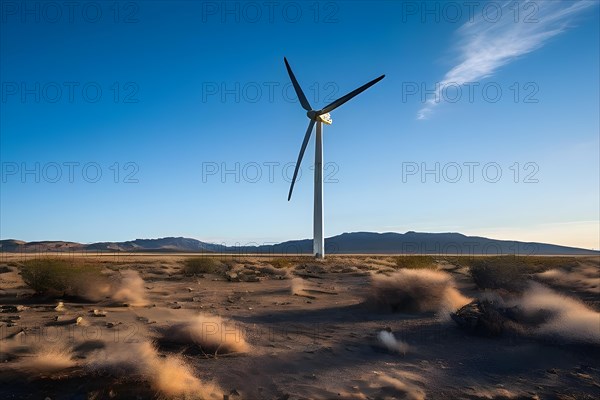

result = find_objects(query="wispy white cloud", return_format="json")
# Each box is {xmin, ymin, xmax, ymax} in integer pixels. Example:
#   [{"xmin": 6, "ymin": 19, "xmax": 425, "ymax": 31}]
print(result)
[{"xmin": 418, "ymin": 0, "xmax": 595, "ymax": 120}]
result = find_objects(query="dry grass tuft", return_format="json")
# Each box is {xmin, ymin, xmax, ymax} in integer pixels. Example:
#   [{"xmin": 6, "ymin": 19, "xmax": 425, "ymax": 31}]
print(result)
[
  {"xmin": 515, "ymin": 283, "xmax": 600, "ymax": 344},
  {"xmin": 87, "ymin": 340, "xmax": 222, "ymax": 398},
  {"xmin": 10, "ymin": 342, "xmax": 76, "ymax": 374},
  {"xmin": 367, "ymin": 269, "xmax": 471, "ymax": 315},
  {"xmin": 111, "ymin": 269, "xmax": 148, "ymax": 306},
  {"xmin": 158, "ymin": 313, "xmax": 250, "ymax": 355}
]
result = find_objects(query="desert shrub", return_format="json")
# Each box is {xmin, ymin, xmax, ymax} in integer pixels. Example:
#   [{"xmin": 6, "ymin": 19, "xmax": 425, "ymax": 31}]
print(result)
[
  {"xmin": 519, "ymin": 256, "xmax": 579, "ymax": 270},
  {"xmin": 394, "ymin": 255, "xmax": 436, "ymax": 270},
  {"xmin": 268, "ymin": 257, "xmax": 291, "ymax": 269},
  {"xmin": 468, "ymin": 256, "xmax": 565, "ymax": 291},
  {"xmin": 443, "ymin": 256, "xmax": 477, "ymax": 269},
  {"xmin": 287, "ymin": 256, "xmax": 320, "ymax": 264},
  {"xmin": 182, "ymin": 257, "xmax": 223, "ymax": 275},
  {"xmin": 451, "ymin": 300, "xmax": 514, "ymax": 337},
  {"xmin": 19, "ymin": 258, "xmax": 104, "ymax": 296}
]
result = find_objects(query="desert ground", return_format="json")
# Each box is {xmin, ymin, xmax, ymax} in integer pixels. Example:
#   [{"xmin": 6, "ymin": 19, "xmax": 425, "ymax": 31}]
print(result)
[{"xmin": 0, "ymin": 253, "xmax": 599, "ymax": 399}]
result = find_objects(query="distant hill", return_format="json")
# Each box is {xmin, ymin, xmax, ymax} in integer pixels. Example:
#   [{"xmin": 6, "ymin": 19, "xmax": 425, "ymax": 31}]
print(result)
[
  {"xmin": 240, "ymin": 231, "xmax": 598, "ymax": 255},
  {"xmin": 0, "ymin": 237, "xmax": 227, "ymax": 254},
  {"xmin": 0, "ymin": 232, "xmax": 597, "ymax": 255},
  {"xmin": 86, "ymin": 237, "xmax": 228, "ymax": 253}
]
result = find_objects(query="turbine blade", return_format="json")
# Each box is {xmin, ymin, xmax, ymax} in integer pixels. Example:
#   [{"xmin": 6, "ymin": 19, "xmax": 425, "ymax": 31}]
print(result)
[
  {"xmin": 288, "ymin": 119, "xmax": 316, "ymax": 201},
  {"xmin": 319, "ymin": 74, "xmax": 385, "ymax": 114},
  {"xmin": 284, "ymin": 57, "xmax": 312, "ymax": 111}
]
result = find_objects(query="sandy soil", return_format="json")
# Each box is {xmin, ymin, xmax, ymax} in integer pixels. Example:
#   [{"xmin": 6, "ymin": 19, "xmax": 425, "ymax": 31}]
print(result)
[{"xmin": 0, "ymin": 254, "xmax": 598, "ymax": 399}]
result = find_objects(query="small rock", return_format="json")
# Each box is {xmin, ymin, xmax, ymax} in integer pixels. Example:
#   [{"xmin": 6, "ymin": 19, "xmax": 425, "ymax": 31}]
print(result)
[
  {"xmin": 91, "ymin": 309, "xmax": 106, "ymax": 317},
  {"xmin": 54, "ymin": 302, "xmax": 65, "ymax": 312},
  {"xmin": 226, "ymin": 272, "xmax": 240, "ymax": 282},
  {"xmin": 9, "ymin": 330, "xmax": 26, "ymax": 340}
]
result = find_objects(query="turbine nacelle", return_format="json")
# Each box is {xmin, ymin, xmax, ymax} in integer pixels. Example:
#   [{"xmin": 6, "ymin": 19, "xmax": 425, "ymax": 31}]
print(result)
[
  {"xmin": 307, "ymin": 110, "xmax": 332, "ymax": 125},
  {"xmin": 318, "ymin": 112, "xmax": 332, "ymax": 125}
]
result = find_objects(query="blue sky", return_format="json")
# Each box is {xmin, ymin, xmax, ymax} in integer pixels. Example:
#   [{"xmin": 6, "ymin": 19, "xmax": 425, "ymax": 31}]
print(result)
[{"xmin": 1, "ymin": 1, "xmax": 598, "ymax": 249}]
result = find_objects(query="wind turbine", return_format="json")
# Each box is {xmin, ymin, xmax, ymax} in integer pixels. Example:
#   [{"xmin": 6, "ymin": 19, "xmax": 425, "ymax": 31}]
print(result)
[{"xmin": 284, "ymin": 57, "xmax": 385, "ymax": 259}]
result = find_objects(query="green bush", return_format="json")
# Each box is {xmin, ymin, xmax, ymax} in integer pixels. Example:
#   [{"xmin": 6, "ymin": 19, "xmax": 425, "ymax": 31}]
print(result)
[
  {"xmin": 182, "ymin": 257, "xmax": 223, "ymax": 275},
  {"xmin": 394, "ymin": 255, "xmax": 436, "ymax": 270},
  {"xmin": 19, "ymin": 258, "xmax": 103, "ymax": 295}
]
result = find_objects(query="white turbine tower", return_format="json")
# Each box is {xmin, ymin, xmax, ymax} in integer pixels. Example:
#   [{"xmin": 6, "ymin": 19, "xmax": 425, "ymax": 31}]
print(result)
[{"xmin": 284, "ymin": 57, "xmax": 385, "ymax": 259}]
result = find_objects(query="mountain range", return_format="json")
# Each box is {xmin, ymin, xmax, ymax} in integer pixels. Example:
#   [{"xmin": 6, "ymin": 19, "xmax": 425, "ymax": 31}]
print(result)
[{"xmin": 0, "ymin": 232, "xmax": 597, "ymax": 255}]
